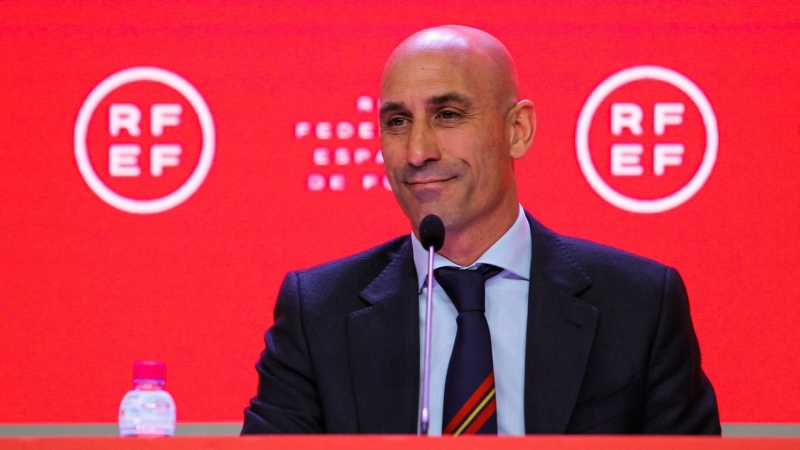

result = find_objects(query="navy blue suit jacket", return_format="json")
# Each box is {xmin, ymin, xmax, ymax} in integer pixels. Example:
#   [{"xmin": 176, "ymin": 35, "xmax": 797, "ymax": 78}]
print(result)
[{"xmin": 242, "ymin": 213, "xmax": 720, "ymax": 434}]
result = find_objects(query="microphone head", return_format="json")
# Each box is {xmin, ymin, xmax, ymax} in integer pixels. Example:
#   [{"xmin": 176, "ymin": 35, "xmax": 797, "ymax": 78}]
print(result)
[{"xmin": 419, "ymin": 214, "xmax": 445, "ymax": 251}]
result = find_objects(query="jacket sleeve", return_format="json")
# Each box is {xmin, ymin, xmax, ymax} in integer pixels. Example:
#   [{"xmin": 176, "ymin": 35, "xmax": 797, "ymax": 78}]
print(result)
[
  {"xmin": 241, "ymin": 271, "xmax": 324, "ymax": 433},
  {"xmin": 642, "ymin": 267, "xmax": 721, "ymax": 434}
]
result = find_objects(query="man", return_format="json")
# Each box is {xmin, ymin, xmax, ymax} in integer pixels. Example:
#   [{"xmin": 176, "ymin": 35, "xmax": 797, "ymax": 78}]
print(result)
[{"xmin": 242, "ymin": 25, "xmax": 720, "ymax": 435}]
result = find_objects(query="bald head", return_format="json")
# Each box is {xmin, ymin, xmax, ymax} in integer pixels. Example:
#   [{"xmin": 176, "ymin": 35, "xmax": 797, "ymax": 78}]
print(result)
[
  {"xmin": 378, "ymin": 26, "xmax": 536, "ymax": 265},
  {"xmin": 382, "ymin": 25, "xmax": 520, "ymax": 112}
]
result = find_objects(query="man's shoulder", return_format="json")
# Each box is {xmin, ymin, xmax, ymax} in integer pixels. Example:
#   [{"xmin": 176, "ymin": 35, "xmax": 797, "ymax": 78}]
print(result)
[
  {"xmin": 530, "ymin": 216, "xmax": 680, "ymax": 322},
  {"xmin": 561, "ymin": 233, "xmax": 681, "ymax": 314},
  {"xmin": 561, "ymin": 234, "xmax": 668, "ymax": 275},
  {"xmin": 275, "ymin": 235, "xmax": 412, "ymax": 318},
  {"xmin": 288, "ymin": 234, "xmax": 412, "ymax": 298},
  {"xmin": 528, "ymin": 214, "xmax": 672, "ymax": 289}
]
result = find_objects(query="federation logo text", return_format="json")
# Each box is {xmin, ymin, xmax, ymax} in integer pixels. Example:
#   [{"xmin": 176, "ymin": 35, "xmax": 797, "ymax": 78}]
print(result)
[
  {"xmin": 74, "ymin": 66, "xmax": 215, "ymax": 214},
  {"xmin": 575, "ymin": 65, "xmax": 718, "ymax": 213}
]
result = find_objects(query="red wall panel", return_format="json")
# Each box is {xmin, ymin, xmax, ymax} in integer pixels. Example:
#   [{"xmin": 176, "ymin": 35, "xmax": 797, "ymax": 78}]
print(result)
[{"xmin": 1, "ymin": 1, "xmax": 798, "ymax": 424}]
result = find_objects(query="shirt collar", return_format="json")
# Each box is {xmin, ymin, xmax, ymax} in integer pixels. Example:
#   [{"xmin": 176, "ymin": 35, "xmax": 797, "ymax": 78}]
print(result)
[{"xmin": 411, "ymin": 205, "xmax": 532, "ymax": 293}]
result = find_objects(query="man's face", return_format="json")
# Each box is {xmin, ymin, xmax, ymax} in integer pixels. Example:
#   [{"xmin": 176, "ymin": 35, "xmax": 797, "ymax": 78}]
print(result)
[{"xmin": 379, "ymin": 49, "xmax": 516, "ymax": 234}]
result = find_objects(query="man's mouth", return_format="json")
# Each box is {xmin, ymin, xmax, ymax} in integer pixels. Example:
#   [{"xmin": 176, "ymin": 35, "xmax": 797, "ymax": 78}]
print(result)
[{"xmin": 406, "ymin": 177, "xmax": 455, "ymax": 186}]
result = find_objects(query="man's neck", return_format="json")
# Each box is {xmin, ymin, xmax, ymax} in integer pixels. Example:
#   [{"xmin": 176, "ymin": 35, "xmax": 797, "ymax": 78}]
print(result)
[{"xmin": 437, "ymin": 200, "xmax": 520, "ymax": 267}]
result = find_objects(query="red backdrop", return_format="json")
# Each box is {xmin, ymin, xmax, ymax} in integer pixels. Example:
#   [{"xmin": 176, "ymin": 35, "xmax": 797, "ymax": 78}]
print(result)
[{"xmin": 1, "ymin": 1, "xmax": 798, "ymax": 424}]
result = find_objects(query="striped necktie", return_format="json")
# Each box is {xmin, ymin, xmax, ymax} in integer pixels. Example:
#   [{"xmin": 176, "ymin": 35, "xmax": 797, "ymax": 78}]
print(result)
[{"xmin": 435, "ymin": 264, "xmax": 503, "ymax": 435}]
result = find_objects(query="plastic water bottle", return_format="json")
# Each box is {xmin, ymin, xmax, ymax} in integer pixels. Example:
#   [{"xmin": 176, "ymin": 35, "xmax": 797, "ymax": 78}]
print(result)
[{"xmin": 118, "ymin": 361, "xmax": 177, "ymax": 437}]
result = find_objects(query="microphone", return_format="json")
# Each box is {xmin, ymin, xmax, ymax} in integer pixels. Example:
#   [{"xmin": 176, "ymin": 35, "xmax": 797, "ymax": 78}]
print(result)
[
  {"xmin": 420, "ymin": 214, "xmax": 445, "ymax": 252},
  {"xmin": 418, "ymin": 214, "xmax": 445, "ymax": 436}
]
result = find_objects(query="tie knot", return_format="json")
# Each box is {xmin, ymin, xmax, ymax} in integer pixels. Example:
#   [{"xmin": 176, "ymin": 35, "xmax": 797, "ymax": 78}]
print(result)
[{"xmin": 435, "ymin": 264, "xmax": 502, "ymax": 313}]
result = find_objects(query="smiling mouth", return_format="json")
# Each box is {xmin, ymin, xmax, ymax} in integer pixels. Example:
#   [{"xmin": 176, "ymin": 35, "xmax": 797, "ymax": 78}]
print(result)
[
  {"xmin": 406, "ymin": 177, "xmax": 455, "ymax": 186},
  {"xmin": 406, "ymin": 178, "xmax": 453, "ymax": 202}
]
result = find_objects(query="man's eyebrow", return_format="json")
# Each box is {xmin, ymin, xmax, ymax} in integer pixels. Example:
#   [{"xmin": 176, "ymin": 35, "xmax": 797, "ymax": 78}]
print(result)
[
  {"xmin": 428, "ymin": 92, "xmax": 473, "ymax": 108},
  {"xmin": 379, "ymin": 101, "xmax": 406, "ymax": 117},
  {"xmin": 378, "ymin": 93, "xmax": 473, "ymax": 117}
]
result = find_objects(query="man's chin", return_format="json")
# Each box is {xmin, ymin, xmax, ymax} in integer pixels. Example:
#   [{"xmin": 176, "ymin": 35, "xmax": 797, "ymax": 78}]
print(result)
[
  {"xmin": 408, "ymin": 183, "xmax": 448, "ymax": 204},
  {"xmin": 407, "ymin": 206, "xmax": 455, "ymax": 230},
  {"xmin": 398, "ymin": 192, "xmax": 444, "ymax": 223}
]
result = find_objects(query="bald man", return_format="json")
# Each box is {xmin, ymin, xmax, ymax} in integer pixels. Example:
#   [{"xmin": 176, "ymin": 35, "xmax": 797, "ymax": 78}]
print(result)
[{"xmin": 242, "ymin": 26, "xmax": 720, "ymax": 435}]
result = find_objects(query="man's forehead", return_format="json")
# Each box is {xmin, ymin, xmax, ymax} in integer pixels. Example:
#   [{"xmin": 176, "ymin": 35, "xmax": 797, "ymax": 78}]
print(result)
[
  {"xmin": 381, "ymin": 50, "xmax": 483, "ymax": 100},
  {"xmin": 382, "ymin": 26, "xmax": 520, "ymax": 110},
  {"xmin": 383, "ymin": 47, "xmax": 468, "ymax": 82}
]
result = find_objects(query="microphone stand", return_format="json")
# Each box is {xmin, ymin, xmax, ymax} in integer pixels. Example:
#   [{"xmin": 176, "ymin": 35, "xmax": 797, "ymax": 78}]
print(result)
[
  {"xmin": 419, "ymin": 244, "xmax": 435, "ymax": 435},
  {"xmin": 417, "ymin": 213, "xmax": 444, "ymax": 436}
]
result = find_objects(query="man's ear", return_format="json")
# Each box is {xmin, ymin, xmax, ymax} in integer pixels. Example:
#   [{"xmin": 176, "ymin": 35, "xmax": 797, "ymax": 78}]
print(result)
[{"xmin": 508, "ymin": 100, "xmax": 535, "ymax": 159}]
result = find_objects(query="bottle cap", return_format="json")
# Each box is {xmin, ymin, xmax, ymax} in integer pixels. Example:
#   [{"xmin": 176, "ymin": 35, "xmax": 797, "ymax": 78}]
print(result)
[{"xmin": 133, "ymin": 360, "xmax": 166, "ymax": 381}]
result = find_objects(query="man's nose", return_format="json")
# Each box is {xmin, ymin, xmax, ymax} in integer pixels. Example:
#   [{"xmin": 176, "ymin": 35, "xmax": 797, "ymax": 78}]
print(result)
[{"xmin": 406, "ymin": 121, "xmax": 440, "ymax": 167}]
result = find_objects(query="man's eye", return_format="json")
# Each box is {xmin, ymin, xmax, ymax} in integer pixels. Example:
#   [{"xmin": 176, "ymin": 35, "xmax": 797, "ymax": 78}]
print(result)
[
  {"xmin": 388, "ymin": 117, "xmax": 407, "ymax": 127},
  {"xmin": 439, "ymin": 110, "xmax": 460, "ymax": 119}
]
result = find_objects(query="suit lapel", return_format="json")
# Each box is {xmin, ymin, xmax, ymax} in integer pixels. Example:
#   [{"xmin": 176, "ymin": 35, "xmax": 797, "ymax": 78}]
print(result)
[
  {"xmin": 347, "ymin": 239, "xmax": 420, "ymax": 433},
  {"xmin": 524, "ymin": 213, "xmax": 599, "ymax": 433}
]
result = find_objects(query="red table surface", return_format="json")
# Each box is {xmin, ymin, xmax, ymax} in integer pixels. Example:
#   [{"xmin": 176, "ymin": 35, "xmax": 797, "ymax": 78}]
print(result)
[{"xmin": 2, "ymin": 436, "xmax": 800, "ymax": 450}]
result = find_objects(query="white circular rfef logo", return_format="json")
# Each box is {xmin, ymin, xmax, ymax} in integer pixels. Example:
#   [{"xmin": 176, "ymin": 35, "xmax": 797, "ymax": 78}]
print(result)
[
  {"xmin": 74, "ymin": 66, "xmax": 215, "ymax": 214},
  {"xmin": 576, "ymin": 65, "xmax": 718, "ymax": 213}
]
